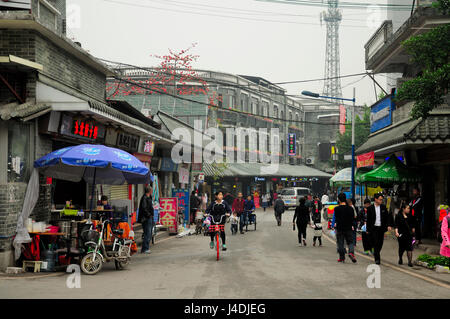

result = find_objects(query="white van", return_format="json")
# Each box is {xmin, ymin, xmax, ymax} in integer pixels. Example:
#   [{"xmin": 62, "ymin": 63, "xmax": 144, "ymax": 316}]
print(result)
[{"xmin": 279, "ymin": 187, "xmax": 311, "ymax": 209}]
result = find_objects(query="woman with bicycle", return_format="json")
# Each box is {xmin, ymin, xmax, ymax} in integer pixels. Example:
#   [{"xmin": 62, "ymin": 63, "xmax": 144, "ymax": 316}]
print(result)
[{"xmin": 205, "ymin": 191, "xmax": 231, "ymax": 251}]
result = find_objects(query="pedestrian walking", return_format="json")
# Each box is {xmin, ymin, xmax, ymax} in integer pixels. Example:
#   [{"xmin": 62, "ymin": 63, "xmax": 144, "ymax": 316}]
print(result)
[
  {"xmin": 394, "ymin": 202, "xmax": 416, "ymax": 267},
  {"xmin": 232, "ymin": 192, "xmax": 245, "ymax": 234},
  {"xmin": 366, "ymin": 193, "xmax": 392, "ymax": 265},
  {"xmin": 274, "ymin": 197, "xmax": 285, "ymax": 226},
  {"xmin": 262, "ymin": 193, "xmax": 269, "ymax": 212},
  {"xmin": 190, "ymin": 190, "xmax": 201, "ymax": 225},
  {"xmin": 347, "ymin": 198, "xmax": 358, "ymax": 246},
  {"xmin": 358, "ymin": 198, "xmax": 373, "ymax": 255},
  {"xmin": 138, "ymin": 187, "xmax": 154, "ymax": 254},
  {"xmin": 409, "ymin": 187, "xmax": 424, "ymax": 245},
  {"xmin": 333, "ymin": 193, "xmax": 357, "ymax": 263},
  {"xmin": 269, "ymin": 190, "xmax": 274, "ymax": 207},
  {"xmin": 293, "ymin": 197, "xmax": 311, "ymax": 246},
  {"xmin": 311, "ymin": 210, "xmax": 323, "ymax": 246},
  {"xmin": 312, "ymin": 196, "xmax": 323, "ymax": 223},
  {"xmin": 230, "ymin": 211, "xmax": 239, "ymax": 235},
  {"xmin": 439, "ymin": 207, "xmax": 450, "ymax": 261}
]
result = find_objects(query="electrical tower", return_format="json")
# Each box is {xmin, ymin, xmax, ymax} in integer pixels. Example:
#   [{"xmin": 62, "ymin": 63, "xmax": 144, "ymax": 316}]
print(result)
[{"xmin": 321, "ymin": 0, "xmax": 342, "ymax": 103}]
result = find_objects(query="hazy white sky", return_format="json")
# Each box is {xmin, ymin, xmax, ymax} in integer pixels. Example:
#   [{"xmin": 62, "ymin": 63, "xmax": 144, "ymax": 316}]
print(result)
[{"xmin": 66, "ymin": 0, "xmax": 410, "ymax": 107}]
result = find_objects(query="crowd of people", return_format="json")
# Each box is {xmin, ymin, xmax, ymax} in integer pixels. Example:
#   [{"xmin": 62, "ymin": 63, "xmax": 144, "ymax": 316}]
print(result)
[{"xmin": 137, "ymin": 186, "xmax": 450, "ymax": 267}]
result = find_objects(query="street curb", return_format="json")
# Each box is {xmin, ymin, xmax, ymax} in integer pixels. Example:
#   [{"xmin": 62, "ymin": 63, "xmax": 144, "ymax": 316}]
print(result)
[
  {"xmin": 0, "ymin": 271, "xmax": 66, "ymax": 280},
  {"xmin": 322, "ymin": 229, "xmax": 450, "ymax": 289}
]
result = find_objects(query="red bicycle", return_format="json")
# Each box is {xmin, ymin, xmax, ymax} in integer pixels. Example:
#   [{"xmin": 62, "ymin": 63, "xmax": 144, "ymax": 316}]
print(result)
[{"xmin": 206, "ymin": 214, "xmax": 228, "ymax": 261}]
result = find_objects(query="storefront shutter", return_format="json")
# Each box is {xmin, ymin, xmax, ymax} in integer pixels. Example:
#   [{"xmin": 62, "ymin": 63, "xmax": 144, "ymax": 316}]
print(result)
[{"xmin": 110, "ymin": 184, "xmax": 129, "ymax": 200}]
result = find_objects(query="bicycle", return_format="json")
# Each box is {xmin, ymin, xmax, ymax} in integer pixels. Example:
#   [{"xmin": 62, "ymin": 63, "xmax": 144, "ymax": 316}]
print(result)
[{"xmin": 206, "ymin": 214, "xmax": 228, "ymax": 261}]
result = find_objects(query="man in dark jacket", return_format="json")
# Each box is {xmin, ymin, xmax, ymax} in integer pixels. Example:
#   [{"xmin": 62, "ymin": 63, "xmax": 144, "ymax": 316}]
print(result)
[
  {"xmin": 274, "ymin": 197, "xmax": 285, "ymax": 226},
  {"xmin": 190, "ymin": 191, "xmax": 201, "ymax": 225},
  {"xmin": 333, "ymin": 193, "xmax": 357, "ymax": 263},
  {"xmin": 367, "ymin": 193, "xmax": 392, "ymax": 264},
  {"xmin": 139, "ymin": 187, "xmax": 154, "ymax": 254}
]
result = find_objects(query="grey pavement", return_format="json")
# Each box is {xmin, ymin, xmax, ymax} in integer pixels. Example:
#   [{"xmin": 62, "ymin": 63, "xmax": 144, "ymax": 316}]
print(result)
[{"xmin": 0, "ymin": 208, "xmax": 449, "ymax": 298}]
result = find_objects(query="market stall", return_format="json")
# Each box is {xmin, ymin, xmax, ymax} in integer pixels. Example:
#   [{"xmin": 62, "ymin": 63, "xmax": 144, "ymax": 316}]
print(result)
[
  {"xmin": 13, "ymin": 144, "xmax": 151, "ymax": 273},
  {"xmin": 356, "ymin": 155, "xmax": 422, "ymax": 211},
  {"xmin": 329, "ymin": 167, "xmax": 371, "ymax": 205}
]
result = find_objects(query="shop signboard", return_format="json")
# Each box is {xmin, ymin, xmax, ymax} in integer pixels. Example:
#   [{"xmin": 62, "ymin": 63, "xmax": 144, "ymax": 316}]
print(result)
[
  {"xmin": 160, "ymin": 157, "xmax": 178, "ymax": 172},
  {"xmin": 370, "ymin": 95, "xmax": 394, "ymax": 133},
  {"xmin": 59, "ymin": 114, "xmax": 105, "ymax": 142},
  {"xmin": 143, "ymin": 140, "xmax": 155, "ymax": 156},
  {"xmin": 159, "ymin": 197, "xmax": 178, "ymax": 234},
  {"xmin": 117, "ymin": 132, "xmax": 140, "ymax": 152},
  {"xmin": 357, "ymin": 151, "xmax": 375, "ymax": 168},
  {"xmin": 287, "ymin": 133, "xmax": 296, "ymax": 156},
  {"xmin": 255, "ymin": 177, "xmax": 265, "ymax": 182},
  {"xmin": 179, "ymin": 167, "xmax": 190, "ymax": 184},
  {"xmin": 172, "ymin": 189, "xmax": 190, "ymax": 224}
]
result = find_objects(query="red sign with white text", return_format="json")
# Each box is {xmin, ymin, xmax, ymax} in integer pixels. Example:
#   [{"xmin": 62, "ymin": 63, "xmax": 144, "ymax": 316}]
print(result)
[
  {"xmin": 357, "ymin": 151, "xmax": 375, "ymax": 168},
  {"xmin": 339, "ymin": 105, "xmax": 346, "ymax": 134}
]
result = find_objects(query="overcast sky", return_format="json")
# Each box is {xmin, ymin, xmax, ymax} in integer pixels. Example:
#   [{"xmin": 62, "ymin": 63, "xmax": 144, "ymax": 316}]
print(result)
[{"xmin": 66, "ymin": 0, "xmax": 411, "ymax": 107}]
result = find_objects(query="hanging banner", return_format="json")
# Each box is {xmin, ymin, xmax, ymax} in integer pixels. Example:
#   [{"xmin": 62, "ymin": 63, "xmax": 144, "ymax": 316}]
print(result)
[
  {"xmin": 357, "ymin": 151, "xmax": 375, "ymax": 168},
  {"xmin": 339, "ymin": 105, "xmax": 346, "ymax": 134},
  {"xmin": 172, "ymin": 189, "xmax": 190, "ymax": 224},
  {"xmin": 159, "ymin": 197, "xmax": 178, "ymax": 234},
  {"xmin": 178, "ymin": 167, "xmax": 190, "ymax": 184}
]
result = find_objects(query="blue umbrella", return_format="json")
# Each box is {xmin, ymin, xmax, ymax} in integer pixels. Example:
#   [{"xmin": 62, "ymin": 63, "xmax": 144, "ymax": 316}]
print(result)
[{"xmin": 34, "ymin": 144, "xmax": 151, "ymax": 215}]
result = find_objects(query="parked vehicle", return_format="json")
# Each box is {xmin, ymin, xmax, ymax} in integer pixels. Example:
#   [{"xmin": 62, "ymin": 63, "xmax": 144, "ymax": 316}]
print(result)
[
  {"xmin": 280, "ymin": 187, "xmax": 311, "ymax": 209},
  {"xmin": 80, "ymin": 217, "xmax": 133, "ymax": 275}
]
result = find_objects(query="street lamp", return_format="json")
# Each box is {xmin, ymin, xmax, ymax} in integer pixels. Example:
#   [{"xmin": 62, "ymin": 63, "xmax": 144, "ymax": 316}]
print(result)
[{"xmin": 301, "ymin": 89, "xmax": 357, "ymax": 200}]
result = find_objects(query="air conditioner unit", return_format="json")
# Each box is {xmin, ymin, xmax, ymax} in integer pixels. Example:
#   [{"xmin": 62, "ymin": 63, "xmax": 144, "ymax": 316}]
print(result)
[{"xmin": 306, "ymin": 157, "xmax": 315, "ymax": 165}]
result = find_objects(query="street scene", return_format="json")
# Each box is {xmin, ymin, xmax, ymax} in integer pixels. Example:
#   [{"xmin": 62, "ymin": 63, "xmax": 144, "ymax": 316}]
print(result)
[{"xmin": 0, "ymin": 0, "xmax": 450, "ymax": 302}]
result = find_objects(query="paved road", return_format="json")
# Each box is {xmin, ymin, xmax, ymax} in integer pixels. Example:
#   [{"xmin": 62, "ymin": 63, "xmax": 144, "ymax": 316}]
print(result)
[{"xmin": 1, "ymin": 209, "xmax": 449, "ymax": 298}]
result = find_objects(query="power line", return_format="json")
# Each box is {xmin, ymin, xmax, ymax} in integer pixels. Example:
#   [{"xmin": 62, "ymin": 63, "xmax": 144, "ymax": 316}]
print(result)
[
  {"xmin": 99, "ymin": 0, "xmax": 381, "ymax": 28},
  {"xmin": 112, "ymin": 75, "xmax": 369, "ymax": 127},
  {"xmin": 100, "ymin": 57, "xmax": 370, "ymax": 109},
  {"xmin": 256, "ymin": 0, "xmax": 415, "ymax": 10},
  {"xmin": 272, "ymin": 72, "xmax": 368, "ymax": 85}
]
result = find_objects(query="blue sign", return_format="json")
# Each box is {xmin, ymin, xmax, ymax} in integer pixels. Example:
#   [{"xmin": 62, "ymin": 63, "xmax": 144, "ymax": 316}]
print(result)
[
  {"xmin": 370, "ymin": 95, "xmax": 394, "ymax": 133},
  {"xmin": 160, "ymin": 157, "xmax": 178, "ymax": 172},
  {"xmin": 172, "ymin": 189, "xmax": 190, "ymax": 224}
]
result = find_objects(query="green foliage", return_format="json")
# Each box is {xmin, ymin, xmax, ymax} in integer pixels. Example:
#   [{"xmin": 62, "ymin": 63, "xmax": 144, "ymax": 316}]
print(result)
[
  {"xmin": 417, "ymin": 254, "xmax": 450, "ymax": 268},
  {"xmin": 395, "ymin": 23, "xmax": 450, "ymax": 119},
  {"xmin": 432, "ymin": 0, "xmax": 450, "ymax": 15},
  {"xmin": 377, "ymin": 92, "xmax": 386, "ymax": 100},
  {"xmin": 332, "ymin": 106, "xmax": 371, "ymax": 169}
]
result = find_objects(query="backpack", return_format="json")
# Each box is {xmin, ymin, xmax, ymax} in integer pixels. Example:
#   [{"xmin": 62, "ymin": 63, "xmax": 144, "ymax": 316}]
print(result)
[{"xmin": 437, "ymin": 216, "xmax": 450, "ymax": 243}]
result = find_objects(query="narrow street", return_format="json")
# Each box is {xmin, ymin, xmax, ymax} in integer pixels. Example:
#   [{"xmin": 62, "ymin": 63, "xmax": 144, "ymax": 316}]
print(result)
[{"xmin": 1, "ymin": 209, "xmax": 448, "ymax": 299}]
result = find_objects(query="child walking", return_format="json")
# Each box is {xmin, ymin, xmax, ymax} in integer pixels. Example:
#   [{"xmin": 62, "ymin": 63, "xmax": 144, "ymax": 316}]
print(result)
[
  {"xmin": 230, "ymin": 211, "xmax": 239, "ymax": 235},
  {"xmin": 311, "ymin": 210, "xmax": 323, "ymax": 246}
]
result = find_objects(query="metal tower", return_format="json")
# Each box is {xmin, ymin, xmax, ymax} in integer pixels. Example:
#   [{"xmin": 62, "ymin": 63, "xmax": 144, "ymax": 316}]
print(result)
[{"xmin": 321, "ymin": 0, "xmax": 342, "ymax": 102}]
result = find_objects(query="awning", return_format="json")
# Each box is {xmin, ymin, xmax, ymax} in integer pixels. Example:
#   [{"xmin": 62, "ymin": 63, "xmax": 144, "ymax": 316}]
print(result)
[
  {"xmin": 202, "ymin": 162, "xmax": 331, "ymax": 178},
  {"xmin": 357, "ymin": 156, "xmax": 422, "ymax": 183},
  {"xmin": 0, "ymin": 55, "xmax": 43, "ymax": 71},
  {"xmin": 356, "ymin": 112, "xmax": 450, "ymax": 156}
]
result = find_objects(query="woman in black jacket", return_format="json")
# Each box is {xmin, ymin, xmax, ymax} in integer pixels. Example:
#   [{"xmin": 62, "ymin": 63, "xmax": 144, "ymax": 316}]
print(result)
[
  {"xmin": 293, "ymin": 197, "xmax": 311, "ymax": 246},
  {"xmin": 395, "ymin": 202, "xmax": 415, "ymax": 267}
]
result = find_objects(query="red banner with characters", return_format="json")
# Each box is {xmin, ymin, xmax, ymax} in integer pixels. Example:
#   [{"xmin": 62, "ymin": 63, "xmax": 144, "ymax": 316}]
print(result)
[
  {"xmin": 159, "ymin": 198, "xmax": 178, "ymax": 234},
  {"xmin": 357, "ymin": 151, "xmax": 375, "ymax": 168}
]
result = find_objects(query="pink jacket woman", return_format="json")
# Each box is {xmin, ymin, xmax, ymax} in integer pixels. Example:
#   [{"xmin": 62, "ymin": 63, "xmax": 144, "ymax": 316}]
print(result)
[{"xmin": 440, "ymin": 212, "xmax": 450, "ymax": 258}]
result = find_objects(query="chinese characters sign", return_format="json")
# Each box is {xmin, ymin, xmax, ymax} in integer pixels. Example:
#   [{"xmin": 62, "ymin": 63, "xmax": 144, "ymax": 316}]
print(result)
[
  {"xmin": 144, "ymin": 141, "xmax": 155, "ymax": 155},
  {"xmin": 172, "ymin": 189, "xmax": 190, "ymax": 224},
  {"xmin": 288, "ymin": 133, "xmax": 296, "ymax": 156},
  {"xmin": 72, "ymin": 119, "xmax": 99, "ymax": 139},
  {"xmin": 357, "ymin": 151, "xmax": 375, "ymax": 168},
  {"xmin": 159, "ymin": 198, "xmax": 178, "ymax": 234}
]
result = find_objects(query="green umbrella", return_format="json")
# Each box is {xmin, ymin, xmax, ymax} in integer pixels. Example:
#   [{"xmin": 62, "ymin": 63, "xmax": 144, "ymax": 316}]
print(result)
[
  {"xmin": 329, "ymin": 167, "xmax": 372, "ymax": 188},
  {"xmin": 357, "ymin": 156, "xmax": 421, "ymax": 183}
]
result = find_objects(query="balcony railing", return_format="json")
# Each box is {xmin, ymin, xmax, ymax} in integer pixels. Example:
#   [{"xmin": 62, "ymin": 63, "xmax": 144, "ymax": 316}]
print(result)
[{"xmin": 365, "ymin": 20, "xmax": 393, "ymax": 64}]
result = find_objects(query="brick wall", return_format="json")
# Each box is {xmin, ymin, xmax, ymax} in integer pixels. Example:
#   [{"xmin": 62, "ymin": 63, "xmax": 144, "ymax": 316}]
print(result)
[{"xmin": 0, "ymin": 29, "xmax": 106, "ymax": 101}]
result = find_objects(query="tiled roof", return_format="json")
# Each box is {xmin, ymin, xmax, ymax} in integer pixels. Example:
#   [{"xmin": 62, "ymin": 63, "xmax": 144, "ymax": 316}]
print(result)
[
  {"xmin": 406, "ymin": 115, "xmax": 450, "ymax": 141},
  {"xmin": 0, "ymin": 102, "xmax": 51, "ymax": 121}
]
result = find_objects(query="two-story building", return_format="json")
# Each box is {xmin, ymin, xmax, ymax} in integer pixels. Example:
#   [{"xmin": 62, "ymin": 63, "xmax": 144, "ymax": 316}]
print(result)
[{"xmin": 357, "ymin": 6, "xmax": 450, "ymax": 238}]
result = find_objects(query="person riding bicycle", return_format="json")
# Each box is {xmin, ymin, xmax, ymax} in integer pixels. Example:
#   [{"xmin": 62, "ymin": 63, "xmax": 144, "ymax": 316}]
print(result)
[
  {"xmin": 205, "ymin": 191, "xmax": 231, "ymax": 251},
  {"xmin": 243, "ymin": 195, "xmax": 256, "ymax": 233}
]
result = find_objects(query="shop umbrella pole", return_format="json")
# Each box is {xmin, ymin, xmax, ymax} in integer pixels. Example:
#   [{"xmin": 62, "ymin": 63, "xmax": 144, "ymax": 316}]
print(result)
[{"xmin": 88, "ymin": 167, "xmax": 97, "ymax": 222}]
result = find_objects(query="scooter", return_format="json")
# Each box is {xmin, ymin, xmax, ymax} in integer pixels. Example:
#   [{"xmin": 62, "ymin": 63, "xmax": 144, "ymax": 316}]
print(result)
[{"xmin": 80, "ymin": 217, "xmax": 133, "ymax": 275}]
